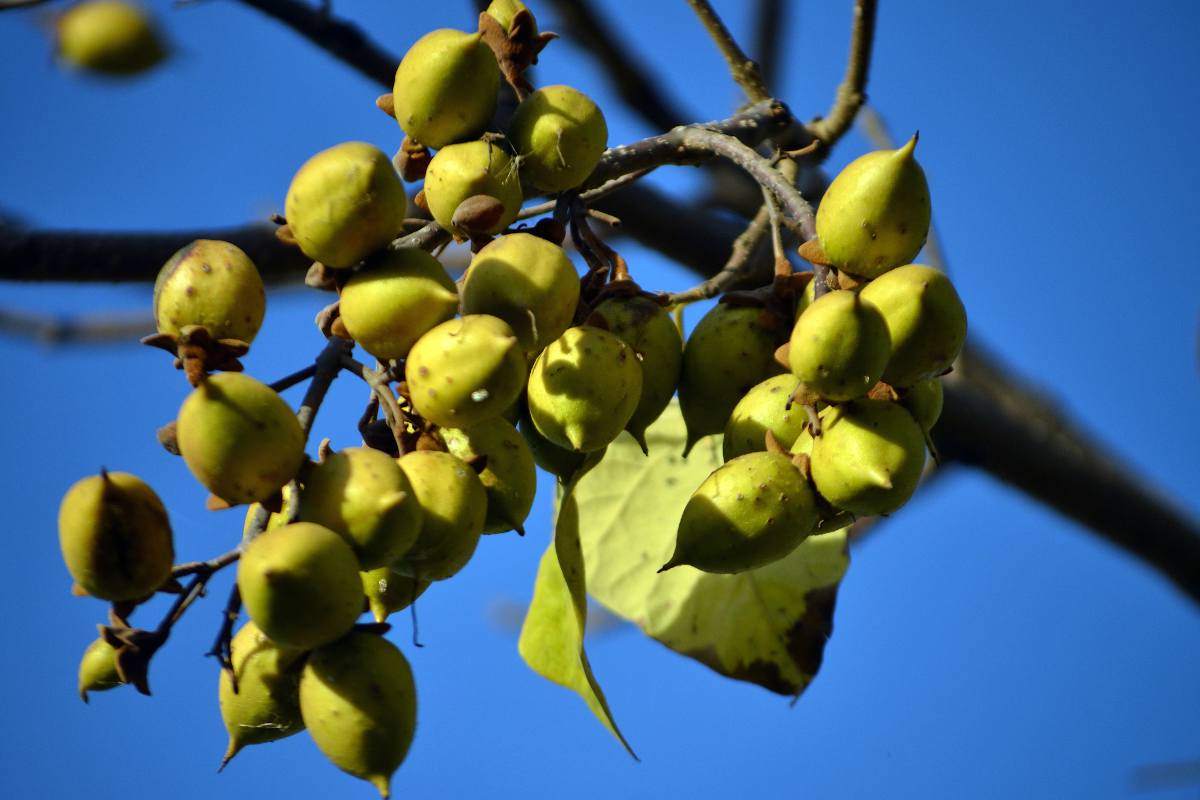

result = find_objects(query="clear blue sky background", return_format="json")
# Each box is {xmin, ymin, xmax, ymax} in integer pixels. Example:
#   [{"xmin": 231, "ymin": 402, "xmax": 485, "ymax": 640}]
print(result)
[{"xmin": 1, "ymin": 1, "xmax": 1198, "ymax": 798}]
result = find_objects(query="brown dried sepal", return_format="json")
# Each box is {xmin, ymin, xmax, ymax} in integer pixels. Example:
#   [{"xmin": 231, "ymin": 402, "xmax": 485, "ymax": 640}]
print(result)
[
  {"xmin": 156, "ymin": 420, "xmax": 180, "ymax": 456},
  {"xmin": 413, "ymin": 189, "xmax": 430, "ymax": 214},
  {"xmin": 837, "ymin": 270, "xmax": 867, "ymax": 291},
  {"xmin": 798, "ymin": 237, "xmax": 833, "ymax": 267},
  {"xmin": 274, "ymin": 224, "xmax": 298, "ymax": 247},
  {"xmin": 395, "ymin": 136, "xmax": 432, "ymax": 183},
  {"xmin": 314, "ymin": 300, "xmax": 342, "ymax": 339},
  {"xmin": 478, "ymin": 9, "xmax": 557, "ymax": 98},
  {"xmin": 773, "ymin": 341, "xmax": 791, "ymax": 370},
  {"xmin": 141, "ymin": 325, "xmax": 249, "ymax": 387},
  {"xmin": 305, "ymin": 261, "xmax": 341, "ymax": 292},
  {"xmin": 375, "ymin": 92, "xmax": 396, "ymax": 119},
  {"xmin": 452, "ymin": 194, "xmax": 507, "ymax": 239},
  {"xmin": 99, "ymin": 621, "xmax": 166, "ymax": 696},
  {"xmin": 867, "ymin": 381, "xmax": 899, "ymax": 402}
]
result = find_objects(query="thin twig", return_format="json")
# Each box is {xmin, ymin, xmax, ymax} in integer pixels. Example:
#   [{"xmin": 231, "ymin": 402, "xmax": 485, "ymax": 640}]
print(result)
[
  {"xmin": 663, "ymin": 204, "xmax": 771, "ymax": 306},
  {"xmin": 296, "ymin": 337, "xmax": 350, "ymax": 436},
  {"xmin": 677, "ymin": 128, "xmax": 817, "ymax": 239},
  {"xmin": 268, "ymin": 362, "xmax": 318, "ymax": 393},
  {"xmin": 806, "ymin": 0, "xmax": 878, "ymax": 146},
  {"xmin": 170, "ymin": 549, "xmax": 242, "ymax": 579},
  {"xmin": 0, "ymin": 0, "xmax": 50, "ymax": 10},
  {"xmin": 686, "ymin": 0, "xmax": 770, "ymax": 103},
  {"xmin": 517, "ymin": 168, "xmax": 655, "ymax": 221},
  {"xmin": 340, "ymin": 354, "xmax": 406, "ymax": 454}
]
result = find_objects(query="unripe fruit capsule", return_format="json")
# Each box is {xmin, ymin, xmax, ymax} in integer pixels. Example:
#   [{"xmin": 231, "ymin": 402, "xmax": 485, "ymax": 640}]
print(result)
[
  {"xmin": 423, "ymin": 141, "xmax": 523, "ymax": 237},
  {"xmin": 78, "ymin": 637, "xmax": 124, "ymax": 701},
  {"xmin": 237, "ymin": 522, "xmax": 364, "ymax": 650},
  {"xmin": 809, "ymin": 399, "xmax": 926, "ymax": 517},
  {"xmin": 441, "ymin": 418, "xmax": 536, "ymax": 535},
  {"xmin": 663, "ymin": 451, "xmax": 818, "ymax": 574},
  {"xmin": 461, "ymin": 233, "xmax": 580, "ymax": 355},
  {"xmin": 816, "ymin": 135, "xmax": 930, "ymax": 279},
  {"xmin": 58, "ymin": 471, "xmax": 173, "ymax": 601},
  {"xmin": 153, "ymin": 239, "xmax": 265, "ymax": 344},
  {"xmin": 218, "ymin": 621, "xmax": 305, "ymax": 768},
  {"xmin": 300, "ymin": 632, "xmax": 417, "ymax": 799},
  {"xmin": 338, "ymin": 248, "xmax": 459, "ymax": 361},
  {"xmin": 592, "ymin": 295, "xmax": 683, "ymax": 453},
  {"xmin": 405, "ymin": 315, "xmax": 527, "ymax": 429},
  {"xmin": 55, "ymin": 0, "xmax": 167, "ymax": 76},
  {"xmin": 284, "ymin": 142, "xmax": 407, "ymax": 268},
  {"xmin": 392, "ymin": 29, "xmax": 500, "ymax": 149},
  {"xmin": 394, "ymin": 451, "xmax": 487, "ymax": 581},
  {"xmin": 788, "ymin": 289, "xmax": 891, "ymax": 402},
  {"xmin": 723, "ymin": 374, "xmax": 809, "ymax": 461},
  {"xmin": 507, "ymin": 85, "xmax": 608, "ymax": 193},
  {"xmin": 176, "ymin": 373, "xmax": 306, "ymax": 505},
  {"xmin": 678, "ymin": 303, "xmax": 787, "ymax": 455},
  {"xmin": 298, "ymin": 447, "xmax": 424, "ymax": 570},
  {"xmin": 859, "ymin": 263, "xmax": 967, "ymax": 388},
  {"xmin": 526, "ymin": 325, "xmax": 643, "ymax": 453}
]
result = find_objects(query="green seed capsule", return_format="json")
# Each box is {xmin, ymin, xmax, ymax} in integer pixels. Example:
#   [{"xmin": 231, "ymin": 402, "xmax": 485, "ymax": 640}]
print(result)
[
  {"xmin": 218, "ymin": 621, "xmax": 305, "ymax": 768},
  {"xmin": 788, "ymin": 289, "xmax": 891, "ymax": 402},
  {"xmin": 526, "ymin": 325, "xmax": 643, "ymax": 452},
  {"xmin": 299, "ymin": 447, "xmax": 423, "ymax": 570},
  {"xmin": 394, "ymin": 451, "xmax": 487, "ymax": 581},
  {"xmin": 338, "ymin": 248, "xmax": 459, "ymax": 361},
  {"xmin": 663, "ymin": 452, "xmax": 818, "ymax": 574},
  {"xmin": 816, "ymin": 135, "xmax": 931, "ymax": 279},
  {"xmin": 55, "ymin": 0, "xmax": 167, "ymax": 76},
  {"xmin": 153, "ymin": 240, "xmax": 265, "ymax": 344},
  {"xmin": 59, "ymin": 471, "xmax": 173, "ymax": 602},
  {"xmin": 859, "ymin": 264, "xmax": 967, "ymax": 387},
  {"xmin": 392, "ymin": 29, "xmax": 499, "ymax": 149},
  {"xmin": 405, "ymin": 315, "xmax": 527, "ymax": 429},
  {"xmin": 237, "ymin": 522, "xmax": 364, "ymax": 651},
  {"xmin": 808, "ymin": 399, "xmax": 926, "ymax": 517},
  {"xmin": 78, "ymin": 637, "xmax": 124, "ymax": 702},
  {"xmin": 300, "ymin": 632, "xmax": 417, "ymax": 799},
  {"xmin": 678, "ymin": 304, "xmax": 787, "ymax": 456},
  {"xmin": 461, "ymin": 233, "xmax": 580, "ymax": 354},
  {"xmin": 507, "ymin": 85, "xmax": 608, "ymax": 192},
  {"xmin": 592, "ymin": 295, "xmax": 683, "ymax": 454},
  {"xmin": 441, "ymin": 418, "xmax": 537, "ymax": 535},
  {"xmin": 423, "ymin": 141, "xmax": 523, "ymax": 237},
  {"xmin": 284, "ymin": 142, "xmax": 407, "ymax": 268},
  {"xmin": 722, "ymin": 374, "xmax": 808, "ymax": 460}
]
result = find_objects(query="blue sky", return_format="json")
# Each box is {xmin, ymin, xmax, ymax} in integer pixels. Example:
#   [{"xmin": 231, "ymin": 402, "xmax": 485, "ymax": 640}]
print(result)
[{"xmin": 1, "ymin": 1, "xmax": 1198, "ymax": 798}]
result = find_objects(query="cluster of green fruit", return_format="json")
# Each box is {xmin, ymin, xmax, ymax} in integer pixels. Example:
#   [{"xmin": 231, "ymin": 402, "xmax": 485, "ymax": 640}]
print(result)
[
  {"xmin": 665, "ymin": 135, "xmax": 966, "ymax": 574},
  {"xmin": 55, "ymin": 1, "xmax": 967, "ymax": 795}
]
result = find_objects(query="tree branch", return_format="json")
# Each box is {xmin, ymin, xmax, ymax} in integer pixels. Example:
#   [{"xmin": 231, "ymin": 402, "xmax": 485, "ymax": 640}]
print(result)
[
  {"xmin": 751, "ymin": 0, "xmax": 787, "ymax": 91},
  {"xmin": 0, "ymin": 221, "xmax": 310, "ymax": 283},
  {"xmin": 543, "ymin": 0, "xmax": 692, "ymax": 131},
  {"xmin": 806, "ymin": 0, "xmax": 878, "ymax": 147},
  {"xmin": 686, "ymin": 0, "xmax": 770, "ymax": 103},
  {"xmin": 235, "ymin": 0, "xmax": 397, "ymax": 88},
  {"xmin": 937, "ymin": 342, "xmax": 1200, "ymax": 605}
]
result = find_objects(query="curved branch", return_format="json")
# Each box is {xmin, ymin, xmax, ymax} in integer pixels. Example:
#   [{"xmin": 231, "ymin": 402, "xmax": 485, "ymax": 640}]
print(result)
[
  {"xmin": 806, "ymin": 0, "xmax": 878, "ymax": 146},
  {"xmin": 235, "ymin": 0, "xmax": 397, "ymax": 88},
  {"xmin": 937, "ymin": 342, "xmax": 1200, "ymax": 605},
  {"xmin": 544, "ymin": 0, "xmax": 692, "ymax": 131},
  {"xmin": 686, "ymin": 0, "xmax": 769, "ymax": 103}
]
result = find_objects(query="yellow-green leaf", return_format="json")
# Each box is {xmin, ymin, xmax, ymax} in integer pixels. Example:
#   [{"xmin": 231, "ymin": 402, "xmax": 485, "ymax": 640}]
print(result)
[
  {"xmin": 575, "ymin": 402, "xmax": 849, "ymax": 696},
  {"xmin": 518, "ymin": 471, "xmax": 637, "ymax": 757}
]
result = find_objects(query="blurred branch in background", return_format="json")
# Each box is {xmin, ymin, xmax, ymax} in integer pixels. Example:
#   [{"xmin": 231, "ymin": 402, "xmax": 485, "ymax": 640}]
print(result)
[{"xmin": 0, "ymin": 307, "xmax": 152, "ymax": 344}]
